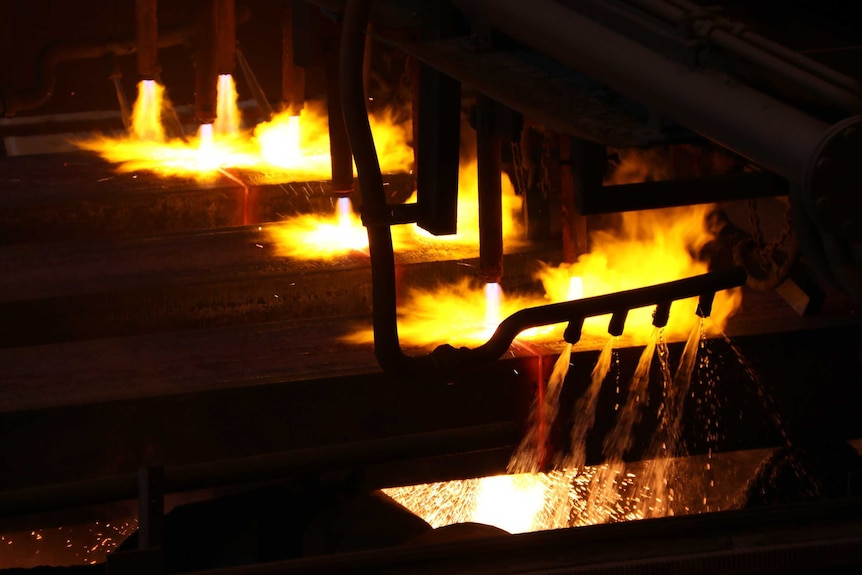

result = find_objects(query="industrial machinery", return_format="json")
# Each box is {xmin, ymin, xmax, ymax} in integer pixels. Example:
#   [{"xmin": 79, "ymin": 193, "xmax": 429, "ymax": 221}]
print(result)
[{"xmin": 1, "ymin": 0, "xmax": 861, "ymax": 572}]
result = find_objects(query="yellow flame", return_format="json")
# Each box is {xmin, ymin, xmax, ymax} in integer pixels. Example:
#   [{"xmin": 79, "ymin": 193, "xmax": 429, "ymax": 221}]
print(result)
[
  {"xmin": 74, "ymin": 81, "xmax": 413, "ymax": 181},
  {"xmin": 537, "ymin": 204, "xmax": 741, "ymax": 341},
  {"xmin": 214, "ymin": 74, "xmax": 240, "ymax": 137},
  {"xmin": 342, "ymin": 145, "xmax": 742, "ymax": 348},
  {"xmin": 345, "ymin": 203, "xmax": 741, "ymax": 347},
  {"xmin": 131, "ymin": 80, "xmax": 165, "ymax": 142},
  {"xmin": 266, "ymin": 159, "xmax": 526, "ymax": 264},
  {"xmin": 391, "ymin": 162, "xmax": 523, "ymax": 250},
  {"xmin": 270, "ymin": 198, "xmax": 368, "ymax": 260}
]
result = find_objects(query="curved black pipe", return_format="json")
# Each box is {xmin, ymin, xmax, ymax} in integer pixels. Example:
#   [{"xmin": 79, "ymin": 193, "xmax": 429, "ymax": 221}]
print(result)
[
  {"xmin": 340, "ymin": 0, "xmax": 412, "ymax": 374},
  {"xmin": 427, "ymin": 266, "xmax": 747, "ymax": 376},
  {"xmin": 340, "ymin": 0, "xmax": 747, "ymax": 382}
]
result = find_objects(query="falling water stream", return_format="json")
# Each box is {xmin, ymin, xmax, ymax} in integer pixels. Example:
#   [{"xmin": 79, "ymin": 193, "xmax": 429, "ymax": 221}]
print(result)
[
  {"xmin": 508, "ymin": 318, "xmax": 714, "ymax": 526},
  {"xmin": 634, "ymin": 317, "xmax": 705, "ymax": 518},
  {"xmin": 509, "ymin": 344, "xmax": 573, "ymax": 474},
  {"xmin": 565, "ymin": 337, "xmax": 618, "ymax": 471}
]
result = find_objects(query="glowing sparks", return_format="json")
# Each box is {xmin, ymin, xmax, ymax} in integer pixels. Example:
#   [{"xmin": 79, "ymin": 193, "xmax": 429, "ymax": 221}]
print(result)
[
  {"xmin": 473, "ymin": 474, "xmax": 547, "ymax": 533},
  {"xmin": 269, "ymin": 197, "xmax": 368, "ymax": 260},
  {"xmin": 383, "ymin": 473, "xmax": 558, "ymax": 533},
  {"xmin": 266, "ymin": 158, "xmax": 527, "ymax": 266}
]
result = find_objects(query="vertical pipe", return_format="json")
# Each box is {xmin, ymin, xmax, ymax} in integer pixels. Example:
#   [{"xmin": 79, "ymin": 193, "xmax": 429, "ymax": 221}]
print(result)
[
  {"xmin": 415, "ymin": 0, "xmax": 461, "ymax": 235},
  {"xmin": 136, "ymin": 0, "xmax": 159, "ymax": 80},
  {"xmin": 194, "ymin": 0, "xmax": 218, "ymax": 124},
  {"xmin": 215, "ymin": 0, "xmax": 236, "ymax": 75},
  {"xmin": 327, "ymin": 40, "xmax": 354, "ymax": 194},
  {"xmin": 282, "ymin": 0, "xmax": 305, "ymax": 115},
  {"xmin": 559, "ymin": 135, "xmax": 590, "ymax": 263},
  {"xmin": 341, "ymin": 0, "xmax": 407, "ymax": 373},
  {"xmin": 477, "ymin": 95, "xmax": 504, "ymax": 284}
]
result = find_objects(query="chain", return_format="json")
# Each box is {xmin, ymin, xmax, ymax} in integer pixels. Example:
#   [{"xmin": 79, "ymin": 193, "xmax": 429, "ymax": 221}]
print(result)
[
  {"xmin": 747, "ymin": 198, "xmax": 794, "ymax": 257},
  {"xmin": 739, "ymin": 197, "xmax": 799, "ymax": 291},
  {"xmin": 764, "ymin": 204, "xmax": 794, "ymax": 258},
  {"xmin": 747, "ymin": 198, "xmax": 765, "ymax": 248}
]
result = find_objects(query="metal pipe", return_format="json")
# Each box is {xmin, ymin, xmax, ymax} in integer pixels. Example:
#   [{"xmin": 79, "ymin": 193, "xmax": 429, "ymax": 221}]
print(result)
[
  {"xmin": 476, "ymin": 95, "xmax": 504, "ymax": 284},
  {"xmin": 136, "ymin": 0, "xmax": 159, "ymax": 80},
  {"xmin": 215, "ymin": 0, "xmax": 236, "ymax": 75},
  {"xmin": 430, "ymin": 267, "xmax": 747, "ymax": 376},
  {"xmin": 696, "ymin": 25, "xmax": 862, "ymax": 114},
  {"xmin": 194, "ymin": 0, "xmax": 218, "ymax": 124},
  {"xmin": 452, "ymin": 0, "xmax": 835, "ymax": 184},
  {"xmin": 342, "ymin": 1, "xmax": 748, "ymax": 379},
  {"xmin": 340, "ymin": 0, "xmax": 410, "ymax": 373},
  {"xmin": 621, "ymin": 0, "xmax": 862, "ymax": 112},
  {"xmin": 282, "ymin": 0, "xmax": 306, "ymax": 115},
  {"xmin": 660, "ymin": 0, "xmax": 862, "ymax": 96},
  {"xmin": 578, "ymin": 172, "xmax": 789, "ymax": 215},
  {"xmin": 327, "ymin": 43, "xmax": 355, "ymax": 195}
]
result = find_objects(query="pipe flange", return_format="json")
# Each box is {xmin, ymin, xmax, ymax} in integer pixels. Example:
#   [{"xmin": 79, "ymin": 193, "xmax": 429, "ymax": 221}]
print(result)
[{"xmin": 797, "ymin": 115, "xmax": 862, "ymax": 299}]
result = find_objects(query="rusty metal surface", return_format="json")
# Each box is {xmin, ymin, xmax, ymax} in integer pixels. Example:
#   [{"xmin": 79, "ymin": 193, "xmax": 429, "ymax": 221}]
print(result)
[
  {"xmin": 0, "ymin": 152, "xmax": 415, "ymax": 245},
  {"xmin": 0, "ymin": 226, "xmax": 558, "ymax": 347}
]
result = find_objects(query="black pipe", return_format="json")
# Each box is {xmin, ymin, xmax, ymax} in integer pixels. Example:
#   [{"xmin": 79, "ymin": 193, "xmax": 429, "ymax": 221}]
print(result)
[
  {"xmin": 136, "ymin": 0, "xmax": 159, "ymax": 80},
  {"xmin": 476, "ymin": 95, "xmax": 504, "ymax": 284},
  {"xmin": 215, "ymin": 0, "xmax": 236, "ymax": 75},
  {"xmin": 195, "ymin": 0, "xmax": 219, "ymax": 124},
  {"xmin": 340, "ymin": 0, "xmax": 411, "ymax": 373},
  {"xmin": 282, "ymin": 0, "xmax": 306, "ymax": 115},
  {"xmin": 452, "ymin": 0, "xmax": 834, "ymax": 185},
  {"xmin": 327, "ymin": 42, "xmax": 355, "ymax": 195},
  {"xmin": 430, "ymin": 267, "xmax": 747, "ymax": 377},
  {"xmin": 340, "ymin": 0, "xmax": 747, "ymax": 380}
]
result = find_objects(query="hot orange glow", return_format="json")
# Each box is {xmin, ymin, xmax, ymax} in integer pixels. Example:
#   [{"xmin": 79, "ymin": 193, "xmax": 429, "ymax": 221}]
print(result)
[
  {"xmin": 345, "ymin": 202, "xmax": 741, "ymax": 348},
  {"xmin": 391, "ymin": 162, "xmax": 524, "ymax": 250},
  {"xmin": 74, "ymin": 81, "xmax": 413, "ymax": 181},
  {"xmin": 472, "ymin": 473, "xmax": 548, "ymax": 533},
  {"xmin": 383, "ymin": 472, "xmax": 563, "ymax": 533},
  {"xmin": 266, "ymin": 158, "xmax": 526, "ymax": 266},
  {"xmin": 269, "ymin": 197, "xmax": 368, "ymax": 260},
  {"xmin": 537, "ymin": 204, "xmax": 741, "ymax": 342},
  {"xmin": 130, "ymin": 80, "xmax": 165, "ymax": 142}
]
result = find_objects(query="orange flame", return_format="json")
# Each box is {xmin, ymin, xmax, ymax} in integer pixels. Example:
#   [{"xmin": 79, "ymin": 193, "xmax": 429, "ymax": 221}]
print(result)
[
  {"xmin": 266, "ymin": 159, "xmax": 526, "ymax": 265},
  {"xmin": 344, "ymin": 150, "xmax": 741, "ymax": 348},
  {"xmin": 536, "ymin": 204, "xmax": 741, "ymax": 341},
  {"xmin": 130, "ymin": 80, "xmax": 165, "ymax": 142},
  {"xmin": 74, "ymin": 80, "xmax": 413, "ymax": 181}
]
